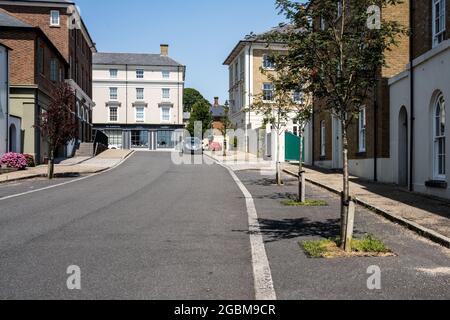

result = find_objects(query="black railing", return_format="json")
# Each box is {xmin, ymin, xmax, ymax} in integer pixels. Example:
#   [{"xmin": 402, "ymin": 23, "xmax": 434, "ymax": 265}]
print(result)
[{"xmin": 92, "ymin": 129, "xmax": 109, "ymax": 155}]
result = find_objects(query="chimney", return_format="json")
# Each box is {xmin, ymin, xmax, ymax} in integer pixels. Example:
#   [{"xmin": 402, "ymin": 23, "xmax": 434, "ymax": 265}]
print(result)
[
  {"xmin": 214, "ymin": 97, "xmax": 219, "ymax": 106},
  {"xmin": 160, "ymin": 44, "xmax": 169, "ymax": 56}
]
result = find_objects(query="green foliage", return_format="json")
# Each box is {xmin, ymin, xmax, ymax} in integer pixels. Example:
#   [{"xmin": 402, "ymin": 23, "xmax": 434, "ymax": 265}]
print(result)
[
  {"xmin": 281, "ymin": 199, "xmax": 328, "ymax": 207},
  {"xmin": 183, "ymin": 88, "xmax": 210, "ymax": 113},
  {"xmin": 352, "ymin": 234, "xmax": 391, "ymax": 253},
  {"xmin": 271, "ymin": 0, "xmax": 406, "ymax": 126},
  {"xmin": 300, "ymin": 235, "xmax": 391, "ymax": 258},
  {"xmin": 301, "ymin": 239, "xmax": 332, "ymax": 258},
  {"xmin": 187, "ymin": 100, "xmax": 212, "ymax": 136}
]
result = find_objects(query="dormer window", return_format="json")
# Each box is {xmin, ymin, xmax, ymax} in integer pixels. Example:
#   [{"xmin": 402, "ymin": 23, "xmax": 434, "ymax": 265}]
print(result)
[{"xmin": 50, "ymin": 10, "xmax": 60, "ymax": 26}]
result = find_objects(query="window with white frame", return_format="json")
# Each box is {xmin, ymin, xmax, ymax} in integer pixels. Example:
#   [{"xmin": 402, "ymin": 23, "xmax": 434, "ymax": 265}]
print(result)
[
  {"xmin": 162, "ymin": 88, "xmax": 170, "ymax": 99},
  {"xmin": 262, "ymin": 54, "xmax": 275, "ymax": 69},
  {"xmin": 358, "ymin": 107, "xmax": 367, "ymax": 152},
  {"xmin": 320, "ymin": 120, "xmax": 326, "ymax": 156},
  {"xmin": 110, "ymin": 69, "xmax": 118, "ymax": 78},
  {"xmin": 109, "ymin": 87, "xmax": 118, "ymax": 100},
  {"xmin": 161, "ymin": 107, "xmax": 170, "ymax": 122},
  {"xmin": 263, "ymin": 83, "xmax": 274, "ymax": 101},
  {"xmin": 293, "ymin": 91, "xmax": 303, "ymax": 103},
  {"xmin": 50, "ymin": 59, "xmax": 58, "ymax": 82},
  {"xmin": 320, "ymin": 16, "xmax": 326, "ymax": 30},
  {"xmin": 136, "ymin": 88, "xmax": 144, "ymax": 100},
  {"xmin": 433, "ymin": 93, "xmax": 446, "ymax": 179},
  {"xmin": 337, "ymin": 0, "xmax": 343, "ymax": 18},
  {"xmin": 50, "ymin": 10, "xmax": 60, "ymax": 26},
  {"xmin": 433, "ymin": 0, "xmax": 446, "ymax": 47},
  {"xmin": 136, "ymin": 69, "xmax": 144, "ymax": 79},
  {"xmin": 135, "ymin": 107, "xmax": 145, "ymax": 122},
  {"xmin": 109, "ymin": 106, "xmax": 118, "ymax": 122},
  {"xmin": 77, "ymin": 102, "xmax": 81, "ymax": 119},
  {"xmin": 162, "ymin": 70, "xmax": 170, "ymax": 79}
]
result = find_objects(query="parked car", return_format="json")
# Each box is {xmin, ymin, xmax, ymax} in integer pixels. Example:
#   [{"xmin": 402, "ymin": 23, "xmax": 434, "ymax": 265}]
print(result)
[{"xmin": 183, "ymin": 137, "xmax": 203, "ymax": 155}]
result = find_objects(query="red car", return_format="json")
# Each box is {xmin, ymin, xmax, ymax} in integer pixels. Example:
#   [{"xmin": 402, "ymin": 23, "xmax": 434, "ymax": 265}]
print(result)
[{"xmin": 209, "ymin": 142, "xmax": 222, "ymax": 152}]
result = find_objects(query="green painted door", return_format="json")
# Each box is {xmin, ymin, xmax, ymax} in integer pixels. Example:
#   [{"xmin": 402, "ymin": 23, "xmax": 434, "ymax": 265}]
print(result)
[{"xmin": 285, "ymin": 132, "xmax": 304, "ymax": 162}]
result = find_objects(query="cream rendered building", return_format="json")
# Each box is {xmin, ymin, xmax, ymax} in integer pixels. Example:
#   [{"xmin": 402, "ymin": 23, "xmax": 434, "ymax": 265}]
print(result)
[
  {"xmin": 223, "ymin": 33, "xmax": 312, "ymax": 164},
  {"xmin": 0, "ymin": 43, "xmax": 9, "ymax": 156},
  {"xmin": 92, "ymin": 45, "xmax": 186, "ymax": 150}
]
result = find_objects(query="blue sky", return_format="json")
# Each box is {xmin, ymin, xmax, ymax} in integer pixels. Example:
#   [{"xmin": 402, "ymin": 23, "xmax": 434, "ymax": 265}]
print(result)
[{"xmin": 76, "ymin": 0, "xmax": 285, "ymax": 104}]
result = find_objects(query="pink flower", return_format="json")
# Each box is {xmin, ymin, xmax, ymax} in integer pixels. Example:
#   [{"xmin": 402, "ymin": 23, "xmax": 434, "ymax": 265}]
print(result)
[{"xmin": 0, "ymin": 153, "xmax": 28, "ymax": 170}]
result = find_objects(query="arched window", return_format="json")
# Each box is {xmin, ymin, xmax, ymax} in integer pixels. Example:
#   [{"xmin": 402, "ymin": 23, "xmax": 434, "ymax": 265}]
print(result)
[
  {"xmin": 76, "ymin": 102, "xmax": 81, "ymax": 119},
  {"xmin": 433, "ymin": 93, "xmax": 446, "ymax": 179}
]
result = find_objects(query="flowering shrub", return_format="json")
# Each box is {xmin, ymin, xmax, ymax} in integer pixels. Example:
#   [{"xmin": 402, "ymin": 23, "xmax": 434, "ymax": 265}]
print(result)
[
  {"xmin": 0, "ymin": 153, "xmax": 28, "ymax": 170},
  {"xmin": 24, "ymin": 154, "xmax": 36, "ymax": 168}
]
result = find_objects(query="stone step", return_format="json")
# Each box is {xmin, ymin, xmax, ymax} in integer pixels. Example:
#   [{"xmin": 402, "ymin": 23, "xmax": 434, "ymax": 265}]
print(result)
[{"xmin": 75, "ymin": 143, "xmax": 95, "ymax": 157}]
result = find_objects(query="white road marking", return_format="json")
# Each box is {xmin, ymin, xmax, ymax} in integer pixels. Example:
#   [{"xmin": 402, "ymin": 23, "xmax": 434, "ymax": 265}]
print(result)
[
  {"xmin": 215, "ymin": 160, "xmax": 277, "ymax": 300},
  {"xmin": 0, "ymin": 152, "xmax": 135, "ymax": 202},
  {"xmin": 417, "ymin": 267, "xmax": 450, "ymax": 276}
]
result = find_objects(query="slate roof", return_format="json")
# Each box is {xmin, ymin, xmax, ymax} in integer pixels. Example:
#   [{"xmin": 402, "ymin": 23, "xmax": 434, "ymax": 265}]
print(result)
[
  {"xmin": 0, "ymin": 11, "xmax": 33, "ymax": 28},
  {"xmin": 211, "ymin": 106, "xmax": 225, "ymax": 118},
  {"xmin": 93, "ymin": 52, "xmax": 184, "ymax": 67}
]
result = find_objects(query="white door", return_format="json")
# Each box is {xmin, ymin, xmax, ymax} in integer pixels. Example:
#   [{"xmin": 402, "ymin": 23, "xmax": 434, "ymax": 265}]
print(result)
[{"xmin": 332, "ymin": 116, "xmax": 343, "ymax": 169}]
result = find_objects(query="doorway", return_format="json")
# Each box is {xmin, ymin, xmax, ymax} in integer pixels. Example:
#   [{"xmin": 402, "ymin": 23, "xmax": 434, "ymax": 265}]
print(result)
[
  {"xmin": 398, "ymin": 107, "xmax": 408, "ymax": 186},
  {"xmin": 9, "ymin": 124, "xmax": 17, "ymax": 153},
  {"xmin": 332, "ymin": 116, "xmax": 343, "ymax": 169}
]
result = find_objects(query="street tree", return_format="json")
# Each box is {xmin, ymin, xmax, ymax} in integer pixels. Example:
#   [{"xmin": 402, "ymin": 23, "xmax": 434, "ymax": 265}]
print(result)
[
  {"xmin": 35, "ymin": 82, "xmax": 78, "ymax": 179},
  {"xmin": 272, "ymin": 0, "xmax": 405, "ymax": 251},
  {"xmin": 251, "ymin": 68, "xmax": 298, "ymax": 186},
  {"xmin": 187, "ymin": 100, "xmax": 213, "ymax": 137},
  {"xmin": 183, "ymin": 88, "xmax": 210, "ymax": 113}
]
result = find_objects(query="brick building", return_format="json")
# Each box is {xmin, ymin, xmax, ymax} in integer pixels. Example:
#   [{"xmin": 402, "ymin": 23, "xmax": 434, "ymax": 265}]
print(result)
[
  {"xmin": 389, "ymin": 0, "xmax": 450, "ymax": 199},
  {"xmin": 0, "ymin": 0, "xmax": 96, "ymax": 162},
  {"xmin": 311, "ymin": 1, "xmax": 410, "ymax": 183}
]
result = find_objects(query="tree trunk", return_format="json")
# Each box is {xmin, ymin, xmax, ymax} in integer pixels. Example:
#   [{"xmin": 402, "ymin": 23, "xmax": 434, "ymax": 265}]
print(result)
[
  {"xmin": 276, "ymin": 131, "xmax": 282, "ymax": 186},
  {"xmin": 298, "ymin": 130, "xmax": 306, "ymax": 203},
  {"xmin": 341, "ymin": 123, "xmax": 353, "ymax": 251},
  {"xmin": 48, "ymin": 148, "xmax": 55, "ymax": 180},
  {"xmin": 223, "ymin": 137, "xmax": 227, "ymax": 157}
]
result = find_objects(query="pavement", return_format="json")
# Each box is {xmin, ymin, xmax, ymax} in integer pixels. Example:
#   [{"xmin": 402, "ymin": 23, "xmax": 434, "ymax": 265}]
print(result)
[
  {"xmin": 0, "ymin": 152, "xmax": 253, "ymax": 299},
  {"xmin": 283, "ymin": 163, "xmax": 450, "ymax": 247},
  {"xmin": 0, "ymin": 149, "xmax": 133, "ymax": 184},
  {"xmin": 236, "ymin": 171, "xmax": 450, "ymax": 300}
]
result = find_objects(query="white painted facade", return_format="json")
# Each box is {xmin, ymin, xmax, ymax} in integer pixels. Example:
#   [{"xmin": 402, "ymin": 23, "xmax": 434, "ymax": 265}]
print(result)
[
  {"xmin": 92, "ymin": 50, "xmax": 185, "ymax": 150},
  {"xmin": 0, "ymin": 44, "xmax": 8, "ymax": 156},
  {"xmin": 389, "ymin": 39, "xmax": 450, "ymax": 199},
  {"xmin": 93, "ymin": 65, "xmax": 184, "ymax": 126},
  {"xmin": 224, "ymin": 41, "xmax": 312, "ymax": 164}
]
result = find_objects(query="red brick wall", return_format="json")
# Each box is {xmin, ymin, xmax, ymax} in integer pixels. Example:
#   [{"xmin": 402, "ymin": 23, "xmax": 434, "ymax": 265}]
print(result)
[
  {"xmin": 0, "ymin": 6, "xmax": 69, "ymax": 58},
  {"xmin": 0, "ymin": 29, "xmax": 36, "ymax": 85},
  {"xmin": 0, "ymin": 28, "xmax": 68, "ymax": 94},
  {"xmin": 0, "ymin": 4, "xmax": 93, "ymax": 98},
  {"xmin": 412, "ymin": 0, "xmax": 450, "ymax": 59}
]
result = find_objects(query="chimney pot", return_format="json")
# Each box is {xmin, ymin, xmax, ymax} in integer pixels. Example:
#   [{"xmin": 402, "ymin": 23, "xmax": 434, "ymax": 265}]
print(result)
[{"xmin": 160, "ymin": 44, "xmax": 169, "ymax": 56}]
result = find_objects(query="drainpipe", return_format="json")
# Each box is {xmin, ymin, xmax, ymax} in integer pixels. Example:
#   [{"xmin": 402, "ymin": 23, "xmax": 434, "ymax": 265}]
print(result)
[
  {"xmin": 125, "ymin": 64, "xmax": 128, "ymax": 125},
  {"xmin": 409, "ymin": 0, "xmax": 415, "ymax": 192},
  {"xmin": 247, "ymin": 43, "xmax": 253, "ymax": 153},
  {"xmin": 5, "ymin": 48, "xmax": 9, "ymax": 152},
  {"xmin": 312, "ymin": 105, "xmax": 315, "ymax": 166},
  {"xmin": 373, "ymin": 78, "xmax": 378, "ymax": 182}
]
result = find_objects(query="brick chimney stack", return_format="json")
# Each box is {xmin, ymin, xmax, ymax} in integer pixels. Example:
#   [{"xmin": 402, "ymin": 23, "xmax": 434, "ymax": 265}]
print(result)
[
  {"xmin": 214, "ymin": 97, "xmax": 219, "ymax": 106},
  {"xmin": 160, "ymin": 44, "xmax": 169, "ymax": 56}
]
